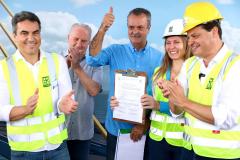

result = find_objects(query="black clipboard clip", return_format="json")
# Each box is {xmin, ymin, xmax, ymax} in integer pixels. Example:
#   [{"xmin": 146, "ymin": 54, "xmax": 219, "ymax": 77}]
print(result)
[{"xmin": 122, "ymin": 69, "xmax": 137, "ymax": 77}]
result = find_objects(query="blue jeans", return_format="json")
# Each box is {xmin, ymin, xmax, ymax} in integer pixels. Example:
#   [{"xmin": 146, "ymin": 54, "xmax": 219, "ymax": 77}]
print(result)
[
  {"xmin": 67, "ymin": 140, "xmax": 91, "ymax": 160},
  {"xmin": 180, "ymin": 147, "xmax": 194, "ymax": 160},
  {"xmin": 148, "ymin": 137, "xmax": 187, "ymax": 160},
  {"xmin": 0, "ymin": 135, "xmax": 10, "ymax": 160},
  {"xmin": 194, "ymin": 154, "xmax": 240, "ymax": 160},
  {"xmin": 11, "ymin": 141, "xmax": 70, "ymax": 160},
  {"xmin": 0, "ymin": 155, "xmax": 8, "ymax": 160},
  {"xmin": 106, "ymin": 132, "xmax": 117, "ymax": 160}
]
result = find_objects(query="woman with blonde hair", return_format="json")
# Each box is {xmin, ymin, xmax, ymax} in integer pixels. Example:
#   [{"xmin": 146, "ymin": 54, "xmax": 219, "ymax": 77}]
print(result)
[{"xmin": 147, "ymin": 19, "xmax": 192, "ymax": 160}]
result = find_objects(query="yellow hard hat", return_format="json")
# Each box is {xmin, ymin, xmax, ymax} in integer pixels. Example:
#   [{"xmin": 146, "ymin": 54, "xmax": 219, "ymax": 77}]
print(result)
[{"xmin": 183, "ymin": 2, "xmax": 223, "ymax": 32}]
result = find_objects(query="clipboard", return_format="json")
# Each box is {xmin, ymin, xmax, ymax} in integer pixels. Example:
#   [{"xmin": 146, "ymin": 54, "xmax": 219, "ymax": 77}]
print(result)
[{"xmin": 113, "ymin": 69, "xmax": 147, "ymax": 124}]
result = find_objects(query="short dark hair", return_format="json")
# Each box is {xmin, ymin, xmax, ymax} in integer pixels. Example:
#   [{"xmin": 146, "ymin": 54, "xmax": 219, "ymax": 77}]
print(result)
[
  {"xmin": 12, "ymin": 11, "xmax": 41, "ymax": 34},
  {"xmin": 200, "ymin": 20, "xmax": 222, "ymax": 39},
  {"xmin": 127, "ymin": 8, "xmax": 151, "ymax": 28}
]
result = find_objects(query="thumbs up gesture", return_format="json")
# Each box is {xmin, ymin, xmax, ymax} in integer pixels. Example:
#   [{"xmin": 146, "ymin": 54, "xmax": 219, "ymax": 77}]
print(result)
[
  {"xmin": 59, "ymin": 90, "xmax": 78, "ymax": 114},
  {"xmin": 100, "ymin": 6, "xmax": 115, "ymax": 32}
]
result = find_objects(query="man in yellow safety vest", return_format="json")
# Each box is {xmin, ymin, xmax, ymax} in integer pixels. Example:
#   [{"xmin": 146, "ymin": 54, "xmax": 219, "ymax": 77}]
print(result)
[
  {"xmin": 158, "ymin": 2, "xmax": 240, "ymax": 160},
  {"xmin": 0, "ymin": 11, "xmax": 78, "ymax": 160}
]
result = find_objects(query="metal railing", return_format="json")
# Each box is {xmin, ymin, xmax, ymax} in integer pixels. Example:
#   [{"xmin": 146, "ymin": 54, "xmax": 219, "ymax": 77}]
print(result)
[
  {"xmin": 0, "ymin": 42, "xmax": 8, "ymax": 58},
  {"xmin": 0, "ymin": 0, "xmax": 107, "ymax": 138}
]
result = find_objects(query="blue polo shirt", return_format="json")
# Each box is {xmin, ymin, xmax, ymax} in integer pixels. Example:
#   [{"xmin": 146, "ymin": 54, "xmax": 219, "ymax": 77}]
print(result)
[{"xmin": 86, "ymin": 43, "xmax": 163, "ymax": 136}]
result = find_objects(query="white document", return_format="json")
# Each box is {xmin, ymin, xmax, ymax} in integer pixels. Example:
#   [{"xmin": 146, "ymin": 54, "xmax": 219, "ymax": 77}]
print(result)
[
  {"xmin": 113, "ymin": 72, "xmax": 146, "ymax": 123},
  {"xmin": 114, "ymin": 133, "xmax": 146, "ymax": 160}
]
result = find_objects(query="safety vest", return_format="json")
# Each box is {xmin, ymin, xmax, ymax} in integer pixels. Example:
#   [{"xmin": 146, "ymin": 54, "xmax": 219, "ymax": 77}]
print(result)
[
  {"xmin": 149, "ymin": 67, "xmax": 186, "ymax": 148},
  {"xmin": 0, "ymin": 52, "xmax": 67, "ymax": 151},
  {"xmin": 185, "ymin": 51, "xmax": 240, "ymax": 159}
]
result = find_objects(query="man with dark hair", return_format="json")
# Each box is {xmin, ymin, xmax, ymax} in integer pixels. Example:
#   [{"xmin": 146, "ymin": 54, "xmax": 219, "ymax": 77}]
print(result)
[
  {"xmin": 87, "ymin": 7, "xmax": 163, "ymax": 160},
  {"xmin": 11, "ymin": 11, "xmax": 41, "ymax": 34},
  {"xmin": 127, "ymin": 8, "xmax": 151, "ymax": 29},
  {"xmin": 158, "ymin": 2, "xmax": 240, "ymax": 160},
  {"xmin": 0, "ymin": 11, "xmax": 78, "ymax": 160}
]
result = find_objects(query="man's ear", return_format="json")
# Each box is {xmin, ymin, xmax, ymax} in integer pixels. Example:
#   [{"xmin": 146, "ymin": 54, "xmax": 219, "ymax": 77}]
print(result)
[
  {"xmin": 212, "ymin": 26, "xmax": 218, "ymax": 38},
  {"xmin": 67, "ymin": 34, "xmax": 70, "ymax": 41},
  {"xmin": 148, "ymin": 24, "xmax": 151, "ymax": 30},
  {"xmin": 12, "ymin": 32, "xmax": 16, "ymax": 38},
  {"xmin": 147, "ymin": 24, "xmax": 151, "ymax": 33}
]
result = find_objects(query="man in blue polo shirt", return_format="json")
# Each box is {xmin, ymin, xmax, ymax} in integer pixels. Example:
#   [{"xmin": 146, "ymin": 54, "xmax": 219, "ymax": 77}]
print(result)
[{"xmin": 86, "ymin": 7, "xmax": 163, "ymax": 160}]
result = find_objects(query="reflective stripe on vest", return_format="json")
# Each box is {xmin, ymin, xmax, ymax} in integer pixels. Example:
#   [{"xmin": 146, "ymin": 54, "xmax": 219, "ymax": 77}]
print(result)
[
  {"xmin": 3, "ymin": 52, "xmax": 67, "ymax": 151},
  {"xmin": 149, "ymin": 68, "xmax": 185, "ymax": 147},
  {"xmin": 45, "ymin": 52, "xmax": 59, "ymax": 117},
  {"xmin": 185, "ymin": 51, "xmax": 240, "ymax": 159}
]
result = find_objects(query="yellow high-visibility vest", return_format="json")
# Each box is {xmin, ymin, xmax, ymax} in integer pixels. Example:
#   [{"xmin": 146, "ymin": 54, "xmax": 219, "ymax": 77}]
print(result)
[
  {"xmin": 185, "ymin": 51, "xmax": 240, "ymax": 159},
  {"xmin": 149, "ymin": 67, "xmax": 187, "ymax": 148},
  {"xmin": 0, "ymin": 52, "xmax": 67, "ymax": 151}
]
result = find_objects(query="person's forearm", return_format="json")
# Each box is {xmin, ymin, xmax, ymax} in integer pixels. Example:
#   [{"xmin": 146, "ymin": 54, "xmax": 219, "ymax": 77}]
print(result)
[
  {"xmin": 153, "ymin": 101, "xmax": 160, "ymax": 110},
  {"xmin": 74, "ymin": 67, "xmax": 101, "ymax": 96},
  {"xmin": 183, "ymin": 100, "xmax": 214, "ymax": 124},
  {"xmin": 89, "ymin": 29, "xmax": 106, "ymax": 56},
  {"xmin": 9, "ymin": 106, "xmax": 28, "ymax": 121}
]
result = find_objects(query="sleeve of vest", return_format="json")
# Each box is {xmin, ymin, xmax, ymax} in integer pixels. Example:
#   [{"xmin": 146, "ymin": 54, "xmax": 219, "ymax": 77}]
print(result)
[
  {"xmin": 177, "ymin": 62, "xmax": 188, "ymax": 96},
  {"xmin": 56, "ymin": 54, "xmax": 73, "ymax": 115},
  {"xmin": 0, "ymin": 62, "xmax": 15, "ymax": 122}
]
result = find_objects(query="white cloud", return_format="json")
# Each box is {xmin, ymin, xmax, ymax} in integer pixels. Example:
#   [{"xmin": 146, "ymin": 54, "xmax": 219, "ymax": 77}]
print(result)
[
  {"xmin": 36, "ymin": 11, "xmax": 79, "ymax": 54},
  {"xmin": 37, "ymin": 11, "xmax": 79, "ymax": 38},
  {"xmin": 222, "ymin": 21, "xmax": 240, "ymax": 54},
  {"xmin": 3, "ymin": 11, "xmax": 238, "ymax": 58},
  {"xmin": 70, "ymin": 0, "xmax": 102, "ymax": 7},
  {"xmin": 216, "ymin": 0, "xmax": 234, "ymax": 4},
  {"xmin": 0, "ymin": 11, "xmax": 128, "ymax": 55},
  {"xmin": 85, "ymin": 23, "xmax": 129, "ymax": 48},
  {"xmin": 102, "ymin": 36, "xmax": 129, "ymax": 48},
  {"xmin": 36, "ymin": 11, "xmax": 129, "ymax": 54}
]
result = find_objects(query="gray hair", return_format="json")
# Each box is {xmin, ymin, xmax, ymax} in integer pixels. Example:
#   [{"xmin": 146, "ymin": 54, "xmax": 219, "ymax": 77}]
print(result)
[{"xmin": 69, "ymin": 23, "xmax": 92, "ymax": 40}]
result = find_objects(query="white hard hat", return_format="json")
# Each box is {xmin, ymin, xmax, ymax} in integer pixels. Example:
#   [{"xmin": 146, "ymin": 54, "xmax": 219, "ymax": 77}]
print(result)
[{"xmin": 163, "ymin": 19, "xmax": 187, "ymax": 38}]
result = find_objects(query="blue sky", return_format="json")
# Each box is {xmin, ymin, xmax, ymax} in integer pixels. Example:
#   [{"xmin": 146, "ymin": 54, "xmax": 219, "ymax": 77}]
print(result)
[{"xmin": 1, "ymin": 0, "xmax": 240, "ymax": 58}]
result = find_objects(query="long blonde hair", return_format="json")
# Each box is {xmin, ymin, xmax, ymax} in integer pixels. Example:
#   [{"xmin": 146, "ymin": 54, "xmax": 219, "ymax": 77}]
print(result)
[{"xmin": 153, "ymin": 36, "xmax": 191, "ymax": 83}]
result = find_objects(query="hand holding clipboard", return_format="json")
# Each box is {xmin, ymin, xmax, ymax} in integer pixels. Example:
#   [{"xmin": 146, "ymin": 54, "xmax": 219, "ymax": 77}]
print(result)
[{"xmin": 113, "ymin": 69, "xmax": 147, "ymax": 124}]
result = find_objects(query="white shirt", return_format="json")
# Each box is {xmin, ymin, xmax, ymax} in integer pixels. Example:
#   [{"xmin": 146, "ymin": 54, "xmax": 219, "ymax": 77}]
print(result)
[
  {"xmin": 178, "ymin": 44, "xmax": 240, "ymax": 129},
  {"xmin": 0, "ymin": 49, "xmax": 72, "ymax": 151}
]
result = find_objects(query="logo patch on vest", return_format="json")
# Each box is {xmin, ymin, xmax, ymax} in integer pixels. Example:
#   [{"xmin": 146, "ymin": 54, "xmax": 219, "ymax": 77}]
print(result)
[
  {"xmin": 42, "ymin": 76, "xmax": 51, "ymax": 87},
  {"xmin": 206, "ymin": 78, "xmax": 214, "ymax": 90}
]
